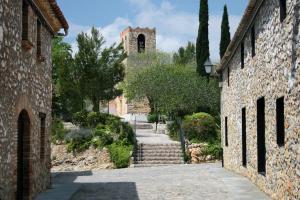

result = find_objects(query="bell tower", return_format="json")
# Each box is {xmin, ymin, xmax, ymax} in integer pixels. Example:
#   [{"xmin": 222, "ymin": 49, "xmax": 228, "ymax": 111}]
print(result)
[{"xmin": 121, "ymin": 27, "xmax": 156, "ymax": 56}]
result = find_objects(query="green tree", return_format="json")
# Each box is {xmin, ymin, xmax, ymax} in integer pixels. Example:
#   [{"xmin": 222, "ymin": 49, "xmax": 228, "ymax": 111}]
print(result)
[
  {"xmin": 173, "ymin": 42, "xmax": 196, "ymax": 65},
  {"xmin": 52, "ymin": 37, "xmax": 81, "ymax": 120},
  {"xmin": 75, "ymin": 27, "xmax": 126, "ymax": 112},
  {"xmin": 220, "ymin": 5, "xmax": 231, "ymax": 59},
  {"xmin": 196, "ymin": 0, "xmax": 210, "ymax": 76}
]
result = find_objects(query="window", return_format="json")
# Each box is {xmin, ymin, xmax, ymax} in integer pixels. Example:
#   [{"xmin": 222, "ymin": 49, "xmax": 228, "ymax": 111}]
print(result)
[
  {"xmin": 22, "ymin": 0, "xmax": 29, "ymax": 41},
  {"xmin": 279, "ymin": 0, "xmax": 287, "ymax": 22},
  {"xmin": 137, "ymin": 34, "xmax": 145, "ymax": 53},
  {"xmin": 242, "ymin": 108, "xmax": 247, "ymax": 167},
  {"xmin": 241, "ymin": 41, "xmax": 245, "ymax": 69},
  {"xmin": 37, "ymin": 20, "xmax": 42, "ymax": 57},
  {"xmin": 276, "ymin": 97, "xmax": 285, "ymax": 147},
  {"xmin": 257, "ymin": 97, "xmax": 266, "ymax": 175},
  {"xmin": 225, "ymin": 117, "xmax": 228, "ymax": 146},
  {"xmin": 227, "ymin": 67, "xmax": 230, "ymax": 87},
  {"xmin": 251, "ymin": 25, "xmax": 256, "ymax": 57},
  {"xmin": 39, "ymin": 113, "xmax": 46, "ymax": 160}
]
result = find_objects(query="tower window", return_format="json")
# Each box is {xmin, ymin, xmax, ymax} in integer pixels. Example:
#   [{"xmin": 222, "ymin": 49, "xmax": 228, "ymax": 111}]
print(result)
[
  {"xmin": 39, "ymin": 113, "xmax": 46, "ymax": 160},
  {"xmin": 37, "ymin": 20, "xmax": 42, "ymax": 57},
  {"xmin": 279, "ymin": 0, "xmax": 287, "ymax": 22},
  {"xmin": 22, "ymin": 0, "xmax": 29, "ymax": 41},
  {"xmin": 225, "ymin": 117, "xmax": 228, "ymax": 146},
  {"xmin": 137, "ymin": 34, "xmax": 145, "ymax": 53},
  {"xmin": 276, "ymin": 97, "xmax": 285, "ymax": 147},
  {"xmin": 241, "ymin": 41, "xmax": 245, "ymax": 69},
  {"xmin": 251, "ymin": 25, "xmax": 256, "ymax": 57}
]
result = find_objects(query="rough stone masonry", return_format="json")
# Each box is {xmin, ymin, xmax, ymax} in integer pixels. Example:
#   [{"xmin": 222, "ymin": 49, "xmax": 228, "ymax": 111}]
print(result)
[
  {"xmin": 0, "ymin": 0, "xmax": 68, "ymax": 199},
  {"xmin": 217, "ymin": 0, "xmax": 300, "ymax": 199}
]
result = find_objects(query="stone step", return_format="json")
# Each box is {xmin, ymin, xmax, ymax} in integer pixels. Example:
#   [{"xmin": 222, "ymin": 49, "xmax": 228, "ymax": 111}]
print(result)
[
  {"xmin": 138, "ymin": 146, "xmax": 182, "ymax": 150},
  {"xmin": 134, "ymin": 152, "xmax": 183, "ymax": 157},
  {"xmin": 138, "ymin": 143, "xmax": 181, "ymax": 147},
  {"xmin": 134, "ymin": 160, "xmax": 184, "ymax": 165},
  {"xmin": 135, "ymin": 150, "xmax": 183, "ymax": 154},
  {"xmin": 131, "ymin": 164, "xmax": 185, "ymax": 168},
  {"xmin": 132, "ymin": 123, "xmax": 153, "ymax": 129},
  {"xmin": 134, "ymin": 156, "xmax": 183, "ymax": 161}
]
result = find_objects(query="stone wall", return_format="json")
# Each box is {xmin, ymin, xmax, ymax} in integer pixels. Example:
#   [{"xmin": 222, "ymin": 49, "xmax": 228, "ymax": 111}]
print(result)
[
  {"xmin": 220, "ymin": 0, "xmax": 300, "ymax": 199},
  {"xmin": 0, "ymin": 1, "xmax": 53, "ymax": 199}
]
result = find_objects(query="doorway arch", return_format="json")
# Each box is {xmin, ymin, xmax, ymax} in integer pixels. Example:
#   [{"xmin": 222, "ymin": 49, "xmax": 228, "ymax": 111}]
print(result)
[
  {"xmin": 17, "ymin": 110, "xmax": 31, "ymax": 200},
  {"xmin": 137, "ymin": 34, "xmax": 145, "ymax": 53}
]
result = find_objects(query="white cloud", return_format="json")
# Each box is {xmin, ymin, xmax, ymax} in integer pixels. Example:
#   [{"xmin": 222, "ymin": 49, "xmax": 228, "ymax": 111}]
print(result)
[{"xmin": 66, "ymin": 0, "xmax": 242, "ymax": 61}]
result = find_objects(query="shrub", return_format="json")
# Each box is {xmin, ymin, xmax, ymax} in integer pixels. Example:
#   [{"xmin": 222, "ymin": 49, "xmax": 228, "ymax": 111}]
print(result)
[
  {"xmin": 167, "ymin": 121, "xmax": 180, "ymax": 141},
  {"xmin": 51, "ymin": 118, "xmax": 67, "ymax": 144},
  {"xmin": 108, "ymin": 143, "xmax": 133, "ymax": 168},
  {"xmin": 65, "ymin": 129, "xmax": 93, "ymax": 152},
  {"xmin": 183, "ymin": 112, "xmax": 217, "ymax": 142},
  {"xmin": 92, "ymin": 125, "xmax": 114, "ymax": 148},
  {"xmin": 72, "ymin": 110, "xmax": 89, "ymax": 128},
  {"xmin": 203, "ymin": 142, "xmax": 223, "ymax": 160},
  {"xmin": 147, "ymin": 113, "xmax": 159, "ymax": 123}
]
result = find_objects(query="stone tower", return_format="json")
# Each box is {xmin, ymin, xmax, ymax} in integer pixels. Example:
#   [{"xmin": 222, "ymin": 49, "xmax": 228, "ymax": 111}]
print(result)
[
  {"xmin": 108, "ymin": 27, "xmax": 156, "ymax": 117},
  {"xmin": 121, "ymin": 27, "xmax": 156, "ymax": 56}
]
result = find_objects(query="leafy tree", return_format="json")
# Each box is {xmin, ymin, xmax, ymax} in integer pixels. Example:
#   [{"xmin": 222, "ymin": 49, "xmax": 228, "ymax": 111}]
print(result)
[
  {"xmin": 220, "ymin": 5, "xmax": 231, "ymax": 59},
  {"xmin": 74, "ymin": 27, "xmax": 126, "ymax": 112},
  {"xmin": 173, "ymin": 42, "xmax": 196, "ymax": 65},
  {"xmin": 196, "ymin": 0, "xmax": 210, "ymax": 76},
  {"xmin": 52, "ymin": 37, "xmax": 81, "ymax": 120}
]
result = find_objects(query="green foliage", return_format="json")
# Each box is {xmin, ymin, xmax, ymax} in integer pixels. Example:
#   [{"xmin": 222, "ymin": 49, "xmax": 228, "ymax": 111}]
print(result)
[
  {"xmin": 52, "ymin": 37, "xmax": 82, "ymax": 120},
  {"xmin": 68, "ymin": 111, "xmax": 135, "ymax": 154},
  {"xmin": 72, "ymin": 110, "xmax": 89, "ymax": 128},
  {"xmin": 183, "ymin": 113, "xmax": 217, "ymax": 142},
  {"xmin": 203, "ymin": 142, "xmax": 222, "ymax": 160},
  {"xmin": 108, "ymin": 143, "xmax": 133, "ymax": 168},
  {"xmin": 51, "ymin": 118, "xmax": 68, "ymax": 144},
  {"xmin": 167, "ymin": 121, "xmax": 180, "ymax": 141},
  {"xmin": 147, "ymin": 113, "xmax": 159, "ymax": 123},
  {"xmin": 65, "ymin": 129, "xmax": 93, "ymax": 153},
  {"xmin": 91, "ymin": 125, "xmax": 114, "ymax": 148},
  {"xmin": 125, "ymin": 61, "xmax": 218, "ymax": 117},
  {"xmin": 75, "ymin": 27, "xmax": 126, "ymax": 111},
  {"xmin": 196, "ymin": 0, "xmax": 210, "ymax": 76},
  {"xmin": 173, "ymin": 42, "xmax": 196, "ymax": 66},
  {"xmin": 220, "ymin": 5, "xmax": 231, "ymax": 59}
]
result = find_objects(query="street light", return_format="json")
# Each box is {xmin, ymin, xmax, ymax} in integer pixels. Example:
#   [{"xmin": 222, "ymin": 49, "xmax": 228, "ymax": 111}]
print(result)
[{"xmin": 204, "ymin": 58, "xmax": 213, "ymax": 75}]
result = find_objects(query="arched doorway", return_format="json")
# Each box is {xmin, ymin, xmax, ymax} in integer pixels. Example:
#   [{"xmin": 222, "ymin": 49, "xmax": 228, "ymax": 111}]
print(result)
[
  {"xmin": 17, "ymin": 110, "xmax": 31, "ymax": 200},
  {"xmin": 137, "ymin": 34, "xmax": 145, "ymax": 53}
]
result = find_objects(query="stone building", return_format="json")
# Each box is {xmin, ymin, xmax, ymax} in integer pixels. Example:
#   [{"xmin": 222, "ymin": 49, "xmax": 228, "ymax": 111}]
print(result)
[
  {"xmin": 109, "ymin": 27, "xmax": 156, "ymax": 117},
  {"xmin": 217, "ymin": 0, "xmax": 299, "ymax": 199},
  {"xmin": 0, "ymin": 0, "xmax": 68, "ymax": 199}
]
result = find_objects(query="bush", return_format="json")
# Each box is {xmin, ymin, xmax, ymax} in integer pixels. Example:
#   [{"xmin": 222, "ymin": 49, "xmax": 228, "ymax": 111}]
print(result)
[
  {"xmin": 65, "ymin": 129, "xmax": 93, "ymax": 152},
  {"xmin": 72, "ymin": 110, "xmax": 89, "ymax": 127},
  {"xmin": 183, "ymin": 113, "xmax": 217, "ymax": 142},
  {"xmin": 167, "ymin": 121, "xmax": 180, "ymax": 141},
  {"xmin": 92, "ymin": 125, "xmax": 114, "ymax": 148},
  {"xmin": 51, "ymin": 118, "xmax": 68, "ymax": 144},
  {"xmin": 147, "ymin": 113, "xmax": 159, "ymax": 123},
  {"xmin": 203, "ymin": 142, "xmax": 223, "ymax": 160},
  {"xmin": 108, "ymin": 143, "xmax": 133, "ymax": 168}
]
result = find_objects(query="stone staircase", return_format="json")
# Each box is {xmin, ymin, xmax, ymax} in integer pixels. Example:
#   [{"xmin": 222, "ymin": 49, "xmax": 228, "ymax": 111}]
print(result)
[{"xmin": 132, "ymin": 143, "xmax": 184, "ymax": 167}]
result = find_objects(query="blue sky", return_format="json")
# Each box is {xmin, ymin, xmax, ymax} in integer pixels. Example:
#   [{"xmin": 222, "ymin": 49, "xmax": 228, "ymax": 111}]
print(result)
[{"xmin": 57, "ymin": 0, "xmax": 248, "ymax": 61}]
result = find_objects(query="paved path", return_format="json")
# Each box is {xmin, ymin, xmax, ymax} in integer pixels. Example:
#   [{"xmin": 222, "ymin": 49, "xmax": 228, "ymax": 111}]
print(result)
[
  {"xmin": 35, "ymin": 163, "xmax": 270, "ymax": 200},
  {"xmin": 135, "ymin": 128, "xmax": 179, "ymax": 144}
]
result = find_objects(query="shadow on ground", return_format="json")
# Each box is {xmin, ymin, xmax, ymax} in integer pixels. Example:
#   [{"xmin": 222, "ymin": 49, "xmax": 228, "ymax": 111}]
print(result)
[
  {"xmin": 36, "ymin": 171, "xmax": 140, "ymax": 200},
  {"xmin": 70, "ymin": 182, "xmax": 139, "ymax": 200}
]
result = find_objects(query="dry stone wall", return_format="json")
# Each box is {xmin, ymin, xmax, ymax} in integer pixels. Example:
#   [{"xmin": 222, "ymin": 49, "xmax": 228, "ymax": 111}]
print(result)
[
  {"xmin": 0, "ymin": 1, "xmax": 53, "ymax": 199},
  {"xmin": 220, "ymin": 0, "xmax": 300, "ymax": 199}
]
